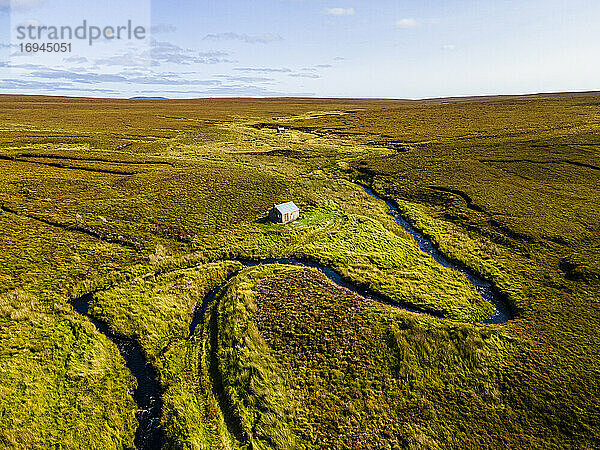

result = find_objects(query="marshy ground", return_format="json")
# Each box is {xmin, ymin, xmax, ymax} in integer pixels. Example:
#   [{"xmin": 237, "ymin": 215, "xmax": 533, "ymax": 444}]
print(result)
[{"xmin": 0, "ymin": 94, "xmax": 598, "ymax": 448}]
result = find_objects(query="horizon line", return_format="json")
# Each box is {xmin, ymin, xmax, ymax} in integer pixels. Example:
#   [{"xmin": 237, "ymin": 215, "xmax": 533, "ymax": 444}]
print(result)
[{"xmin": 0, "ymin": 89, "xmax": 599, "ymax": 102}]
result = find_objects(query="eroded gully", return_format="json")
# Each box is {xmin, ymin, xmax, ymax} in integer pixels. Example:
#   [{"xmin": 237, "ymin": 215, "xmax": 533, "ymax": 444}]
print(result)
[{"xmin": 71, "ymin": 184, "xmax": 513, "ymax": 449}]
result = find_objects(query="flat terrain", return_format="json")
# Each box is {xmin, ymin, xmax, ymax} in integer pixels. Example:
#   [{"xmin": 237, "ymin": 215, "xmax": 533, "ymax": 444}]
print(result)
[{"xmin": 0, "ymin": 94, "xmax": 598, "ymax": 449}]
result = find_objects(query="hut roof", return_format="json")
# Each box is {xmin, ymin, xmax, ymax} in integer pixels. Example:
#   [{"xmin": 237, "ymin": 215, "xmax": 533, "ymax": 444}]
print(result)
[{"xmin": 274, "ymin": 201, "xmax": 299, "ymax": 215}]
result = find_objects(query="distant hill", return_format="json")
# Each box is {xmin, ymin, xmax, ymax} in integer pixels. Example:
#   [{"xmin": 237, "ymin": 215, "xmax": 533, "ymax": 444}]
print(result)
[
  {"xmin": 419, "ymin": 90, "xmax": 600, "ymax": 103},
  {"xmin": 130, "ymin": 96, "xmax": 169, "ymax": 100}
]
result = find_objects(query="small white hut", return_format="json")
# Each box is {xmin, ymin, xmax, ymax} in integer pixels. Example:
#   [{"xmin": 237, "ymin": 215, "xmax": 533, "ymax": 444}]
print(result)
[{"xmin": 268, "ymin": 201, "xmax": 299, "ymax": 224}]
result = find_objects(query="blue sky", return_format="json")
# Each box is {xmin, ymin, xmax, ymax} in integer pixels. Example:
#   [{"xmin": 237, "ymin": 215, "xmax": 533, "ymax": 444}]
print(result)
[{"xmin": 1, "ymin": 0, "xmax": 599, "ymax": 98}]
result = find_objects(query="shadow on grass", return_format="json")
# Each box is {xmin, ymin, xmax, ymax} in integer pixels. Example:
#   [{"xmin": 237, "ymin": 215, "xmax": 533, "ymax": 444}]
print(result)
[
  {"xmin": 72, "ymin": 293, "xmax": 164, "ymax": 450},
  {"xmin": 207, "ymin": 292, "xmax": 250, "ymax": 446}
]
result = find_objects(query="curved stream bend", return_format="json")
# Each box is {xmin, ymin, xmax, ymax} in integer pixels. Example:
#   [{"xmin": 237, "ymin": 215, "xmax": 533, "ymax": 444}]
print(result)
[
  {"xmin": 361, "ymin": 185, "xmax": 512, "ymax": 325},
  {"xmin": 72, "ymin": 294, "xmax": 164, "ymax": 450},
  {"xmin": 71, "ymin": 186, "xmax": 512, "ymax": 449}
]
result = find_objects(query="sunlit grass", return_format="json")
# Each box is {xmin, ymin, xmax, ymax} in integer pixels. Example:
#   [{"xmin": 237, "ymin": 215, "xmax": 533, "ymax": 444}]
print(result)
[{"xmin": 0, "ymin": 93, "xmax": 598, "ymax": 448}]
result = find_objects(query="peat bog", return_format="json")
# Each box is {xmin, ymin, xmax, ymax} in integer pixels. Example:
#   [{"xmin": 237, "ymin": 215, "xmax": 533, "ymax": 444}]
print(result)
[{"xmin": 0, "ymin": 94, "xmax": 599, "ymax": 448}]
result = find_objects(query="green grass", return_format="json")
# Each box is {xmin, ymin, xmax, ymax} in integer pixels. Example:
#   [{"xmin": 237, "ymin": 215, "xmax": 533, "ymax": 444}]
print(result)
[
  {"xmin": 215, "ymin": 266, "xmax": 299, "ymax": 449},
  {"xmin": 190, "ymin": 173, "xmax": 493, "ymax": 322},
  {"xmin": 215, "ymin": 264, "xmax": 517, "ymax": 448},
  {"xmin": 297, "ymin": 212, "xmax": 493, "ymax": 321},
  {"xmin": 340, "ymin": 101, "xmax": 600, "ymax": 446},
  {"xmin": 0, "ymin": 290, "xmax": 137, "ymax": 449},
  {"xmin": 0, "ymin": 205, "xmax": 142, "ymax": 299},
  {"xmin": 0, "ymin": 93, "xmax": 599, "ymax": 448},
  {"xmin": 89, "ymin": 261, "xmax": 243, "ymax": 449},
  {"xmin": 90, "ymin": 261, "xmax": 242, "ymax": 359}
]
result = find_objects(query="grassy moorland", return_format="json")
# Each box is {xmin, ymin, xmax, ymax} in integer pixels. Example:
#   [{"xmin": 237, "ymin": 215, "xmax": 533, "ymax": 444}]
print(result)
[
  {"xmin": 273, "ymin": 96, "xmax": 600, "ymax": 446},
  {"xmin": 89, "ymin": 260, "xmax": 243, "ymax": 449},
  {"xmin": 216, "ymin": 264, "xmax": 516, "ymax": 448},
  {"xmin": 0, "ymin": 94, "xmax": 598, "ymax": 448},
  {"xmin": 0, "ymin": 290, "xmax": 137, "ymax": 449}
]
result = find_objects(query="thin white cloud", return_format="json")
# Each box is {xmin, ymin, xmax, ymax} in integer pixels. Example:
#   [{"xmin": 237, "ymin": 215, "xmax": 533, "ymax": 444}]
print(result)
[
  {"xmin": 216, "ymin": 74, "xmax": 275, "ymax": 83},
  {"xmin": 289, "ymin": 73, "xmax": 320, "ymax": 79},
  {"xmin": 233, "ymin": 67, "xmax": 292, "ymax": 73},
  {"xmin": 197, "ymin": 51, "xmax": 229, "ymax": 58},
  {"xmin": 442, "ymin": 44, "xmax": 456, "ymax": 51},
  {"xmin": 28, "ymin": 68, "xmax": 126, "ymax": 83},
  {"xmin": 150, "ymin": 41, "xmax": 234, "ymax": 65},
  {"xmin": 94, "ymin": 53, "xmax": 154, "ymax": 67},
  {"xmin": 325, "ymin": 7, "xmax": 355, "ymax": 16},
  {"xmin": 0, "ymin": 0, "xmax": 45, "ymax": 12},
  {"xmin": 396, "ymin": 18, "xmax": 418, "ymax": 29},
  {"xmin": 151, "ymin": 24, "xmax": 177, "ymax": 34},
  {"xmin": 63, "ymin": 56, "xmax": 88, "ymax": 64},
  {"xmin": 160, "ymin": 85, "xmax": 314, "ymax": 98},
  {"xmin": 15, "ymin": 65, "xmax": 223, "ymax": 87},
  {"xmin": 203, "ymin": 32, "xmax": 283, "ymax": 44},
  {"xmin": 0, "ymin": 78, "xmax": 117, "ymax": 94},
  {"xmin": 89, "ymin": 42, "xmax": 234, "ymax": 68}
]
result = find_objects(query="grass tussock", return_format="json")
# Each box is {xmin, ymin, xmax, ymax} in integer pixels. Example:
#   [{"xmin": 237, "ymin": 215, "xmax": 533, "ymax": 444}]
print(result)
[
  {"xmin": 1, "ymin": 94, "xmax": 599, "ymax": 448},
  {"xmin": 0, "ymin": 290, "xmax": 137, "ymax": 449},
  {"xmin": 88, "ymin": 261, "xmax": 243, "ymax": 449},
  {"xmin": 216, "ymin": 266, "xmax": 298, "ymax": 449},
  {"xmin": 217, "ymin": 264, "xmax": 517, "ymax": 448},
  {"xmin": 90, "ymin": 261, "xmax": 242, "ymax": 360}
]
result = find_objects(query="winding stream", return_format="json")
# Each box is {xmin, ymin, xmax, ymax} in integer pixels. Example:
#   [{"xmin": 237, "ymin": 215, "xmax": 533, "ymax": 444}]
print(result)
[
  {"xmin": 362, "ymin": 186, "xmax": 512, "ymax": 325},
  {"xmin": 72, "ymin": 294, "xmax": 164, "ymax": 450},
  {"xmin": 71, "ymin": 184, "xmax": 512, "ymax": 449}
]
